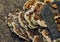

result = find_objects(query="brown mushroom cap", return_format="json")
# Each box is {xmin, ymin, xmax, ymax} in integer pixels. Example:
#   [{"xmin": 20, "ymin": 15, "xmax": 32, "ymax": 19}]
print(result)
[
  {"xmin": 44, "ymin": 0, "xmax": 54, "ymax": 3},
  {"xmin": 23, "ymin": 0, "xmax": 37, "ymax": 10},
  {"xmin": 52, "ymin": 4, "xmax": 58, "ymax": 9},
  {"xmin": 57, "ymin": 24, "xmax": 60, "ymax": 31},
  {"xmin": 42, "ymin": 29, "xmax": 49, "ymax": 36},
  {"xmin": 33, "ymin": 35, "xmax": 40, "ymax": 42}
]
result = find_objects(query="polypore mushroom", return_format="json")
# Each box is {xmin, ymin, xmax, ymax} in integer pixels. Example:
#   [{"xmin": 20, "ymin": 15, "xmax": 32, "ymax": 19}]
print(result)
[
  {"xmin": 18, "ymin": 12, "xmax": 27, "ymax": 29},
  {"xmin": 30, "ymin": 2, "xmax": 47, "ymax": 27},
  {"xmin": 26, "ymin": 29, "xmax": 34, "ymax": 40},
  {"xmin": 55, "ymin": 16, "xmax": 60, "ymax": 31},
  {"xmin": 7, "ymin": 13, "xmax": 13, "ymax": 27},
  {"xmin": 23, "ymin": 0, "xmax": 38, "ymax": 10},
  {"xmin": 31, "ymin": 13, "xmax": 39, "ymax": 25},
  {"xmin": 52, "ymin": 3, "xmax": 58, "ymax": 9},
  {"xmin": 52, "ymin": 8, "xmax": 60, "ymax": 31},
  {"xmin": 24, "ymin": 10, "xmax": 38, "ymax": 29},
  {"xmin": 37, "ymin": 20, "xmax": 47, "ymax": 27},
  {"xmin": 31, "ymin": 2, "xmax": 44, "ymax": 15},
  {"xmin": 41, "ymin": 29, "xmax": 52, "ymax": 42},
  {"xmin": 32, "ymin": 35, "xmax": 41, "ymax": 42},
  {"xmin": 44, "ymin": 0, "xmax": 54, "ymax": 3},
  {"xmin": 12, "ymin": 22, "xmax": 30, "ymax": 41}
]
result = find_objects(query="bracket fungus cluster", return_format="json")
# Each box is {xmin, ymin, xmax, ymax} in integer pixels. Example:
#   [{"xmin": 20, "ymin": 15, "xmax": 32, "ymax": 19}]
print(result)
[{"xmin": 7, "ymin": 0, "xmax": 60, "ymax": 42}]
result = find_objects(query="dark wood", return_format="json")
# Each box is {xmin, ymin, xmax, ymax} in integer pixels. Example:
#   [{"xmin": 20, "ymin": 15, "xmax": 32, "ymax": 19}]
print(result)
[{"xmin": 41, "ymin": 3, "xmax": 60, "ymax": 40}]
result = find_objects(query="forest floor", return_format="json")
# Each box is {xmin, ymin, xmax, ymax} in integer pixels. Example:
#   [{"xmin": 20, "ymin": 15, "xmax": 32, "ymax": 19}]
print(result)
[{"xmin": 0, "ymin": 0, "xmax": 27, "ymax": 42}]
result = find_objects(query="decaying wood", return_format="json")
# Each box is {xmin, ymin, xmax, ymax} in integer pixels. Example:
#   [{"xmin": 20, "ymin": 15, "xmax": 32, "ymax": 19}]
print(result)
[{"xmin": 41, "ymin": 3, "xmax": 60, "ymax": 40}]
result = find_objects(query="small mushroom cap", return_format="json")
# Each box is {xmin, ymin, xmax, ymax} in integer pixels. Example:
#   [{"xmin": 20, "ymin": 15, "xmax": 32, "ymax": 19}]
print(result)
[
  {"xmin": 44, "ymin": 0, "xmax": 54, "ymax": 3},
  {"xmin": 42, "ymin": 29, "xmax": 49, "ymax": 36},
  {"xmin": 23, "ymin": 0, "xmax": 37, "ymax": 10},
  {"xmin": 52, "ymin": 4, "xmax": 58, "ymax": 9},
  {"xmin": 33, "ymin": 35, "xmax": 40, "ymax": 42},
  {"xmin": 57, "ymin": 24, "xmax": 60, "ymax": 31},
  {"xmin": 37, "ymin": 20, "xmax": 47, "ymax": 27}
]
